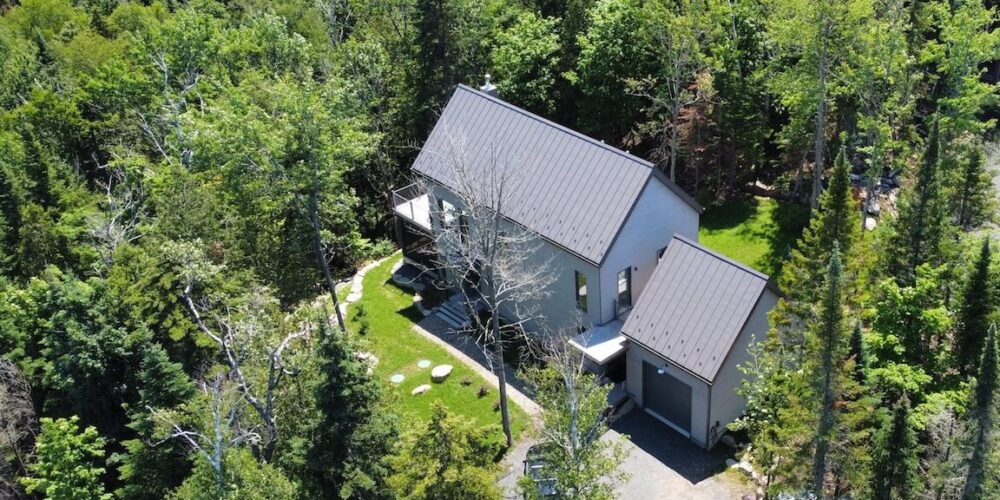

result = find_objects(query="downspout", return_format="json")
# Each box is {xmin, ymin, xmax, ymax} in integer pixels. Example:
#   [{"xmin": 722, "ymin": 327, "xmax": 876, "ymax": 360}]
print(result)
[{"xmin": 706, "ymin": 383, "xmax": 713, "ymax": 448}]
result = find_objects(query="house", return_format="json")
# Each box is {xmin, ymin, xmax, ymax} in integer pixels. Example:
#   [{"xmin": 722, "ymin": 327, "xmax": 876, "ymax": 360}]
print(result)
[
  {"xmin": 393, "ymin": 82, "xmax": 702, "ymax": 334},
  {"xmin": 392, "ymin": 81, "xmax": 777, "ymax": 449}
]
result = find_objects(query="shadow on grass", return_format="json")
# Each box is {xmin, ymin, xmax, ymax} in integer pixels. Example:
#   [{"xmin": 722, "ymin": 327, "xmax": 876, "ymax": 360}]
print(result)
[
  {"xmin": 759, "ymin": 201, "xmax": 809, "ymax": 279},
  {"xmin": 701, "ymin": 196, "xmax": 809, "ymax": 278},
  {"xmin": 699, "ymin": 196, "xmax": 763, "ymax": 232}
]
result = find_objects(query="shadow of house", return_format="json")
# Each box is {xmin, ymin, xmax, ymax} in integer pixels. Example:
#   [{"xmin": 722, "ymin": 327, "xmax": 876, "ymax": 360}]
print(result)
[{"xmin": 610, "ymin": 409, "xmax": 732, "ymax": 485}]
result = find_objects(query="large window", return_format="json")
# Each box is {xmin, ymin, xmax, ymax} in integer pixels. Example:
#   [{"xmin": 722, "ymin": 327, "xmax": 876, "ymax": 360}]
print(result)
[
  {"xmin": 575, "ymin": 271, "xmax": 588, "ymax": 312},
  {"xmin": 617, "ymin": 267, "xmax": 632, "ymax": 311}
]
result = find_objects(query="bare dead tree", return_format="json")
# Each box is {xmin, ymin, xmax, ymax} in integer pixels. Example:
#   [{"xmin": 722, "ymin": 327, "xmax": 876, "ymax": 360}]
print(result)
[
  {"xmin": 137, "ymin": 52, "xmax": 202, "ymax": 169},
  {"xmin": 918, "ymin": 408, "xmax": 968, "ymax": 500},
  {"xmin": 150, "ymin": 376, "xmax": 259, "ymax": 492},
  {"xmin": 0, "ymin": 357, "xmax": 36, "ymax": 499},
  {"xmin": 89, "ymin": 152, "xmax": 146, "ymax": 269},
  {"xmin": 420, "ymin": 126, "xmax": 554, "ymax": 446},
  {"xmin": 179, "ymin": 268, "xmax": 310, "ymax": 463}
]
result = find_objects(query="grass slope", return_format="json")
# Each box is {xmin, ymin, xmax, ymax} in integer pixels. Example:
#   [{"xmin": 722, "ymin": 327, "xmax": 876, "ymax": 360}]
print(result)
[
  {"xmin": 698, "ymin": 196, "xmax": 808, "ymax": 278},
  {"xmin": 346, "ymin": 255, "xmax": 528, "ymax": 438}
]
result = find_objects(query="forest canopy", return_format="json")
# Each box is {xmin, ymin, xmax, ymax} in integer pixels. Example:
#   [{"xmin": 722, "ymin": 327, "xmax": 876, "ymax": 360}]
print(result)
[{"xmin": 1, "ymin": 0, "xmax": 999, "ymax": 498}]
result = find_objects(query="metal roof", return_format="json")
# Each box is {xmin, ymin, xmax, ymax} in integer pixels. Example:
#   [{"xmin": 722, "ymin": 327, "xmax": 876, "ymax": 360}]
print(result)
[
  {"xmin": 621, "ymin": 235, "xmax": 771, "ymax": 382},
  {"xmin": 411, "ymin": 85, "xmax": 701, "ymax": 264}
]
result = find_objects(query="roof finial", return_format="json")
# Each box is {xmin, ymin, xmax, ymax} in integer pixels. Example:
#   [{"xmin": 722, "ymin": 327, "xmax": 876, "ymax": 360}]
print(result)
[{"xmin": 480, "ymin": 74, "xmax": 498, "ymax": 97}]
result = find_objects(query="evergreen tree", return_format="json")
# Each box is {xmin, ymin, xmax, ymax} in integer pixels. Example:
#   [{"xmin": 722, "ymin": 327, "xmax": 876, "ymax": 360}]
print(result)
[
  {"xmin": 811, "ymin": 244, "xmax": 847, "ymax": 495},
  {"xmin": 869, "ymin": 397, "xmax": 919, "ymax": 500},
  {"xmin": 305, "ymin": 319, "xmax": 398, "ymax": 499},
  {"xmin": 887, "ymin": 118, "xmax": 947, "ymax": 286},
  {"xmin": 963, "ymin": 323, "xmax": 998, "ymax": 500},
  {"xmin": 848, "ymin": 321, "xmax": 867, "ymax": 384},
  {"xmin": 388, "ymin": 403, "xmax": 504, "ymax": 500},
  {"xmin": 117, "ymin": 344, "xmax": 197, "ymax": 499},
  {"xmin": 955, "ymin": 148, "xmax": 995, "ymax": 230},
  {"xmin": 956, "ymin": 239, "xmax": 996, "ymax": 375},
  {"xmin": 777, "ymin": 146, "xmax": 861, "ymax": 348}
]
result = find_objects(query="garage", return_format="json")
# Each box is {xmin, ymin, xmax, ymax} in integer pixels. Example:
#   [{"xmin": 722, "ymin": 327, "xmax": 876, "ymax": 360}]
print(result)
[{"xmin": 641, "ymin": 361, "xmax": 692, "ymax": 437}]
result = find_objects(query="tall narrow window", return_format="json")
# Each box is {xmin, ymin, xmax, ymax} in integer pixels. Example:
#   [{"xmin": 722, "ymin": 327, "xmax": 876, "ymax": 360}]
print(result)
[
  {"xmin": 575, "ymin": 271, "xmax": 588, "ymax": 312},
  {"xmin": 459, "ymin": 215, "xmax": 469, "ymax": 244},
  {"xmin": 617, "ymin": 267, "xmax": 632, "ymax": 311}
]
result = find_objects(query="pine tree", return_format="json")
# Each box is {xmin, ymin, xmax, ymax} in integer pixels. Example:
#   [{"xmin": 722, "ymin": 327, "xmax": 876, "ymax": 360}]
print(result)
[
  {"xmin": 849, "ymin": 321, "xmax": 867, "ymax": 384},
  {"xmin": 963, "ymin": 323, "xmax": 998, "ymax": 500},
  {"xmin": 955, "ymin": 149, "xmax": 996, "ymax": 230},
  {"xmin": 887, "ymin": 118, "xmax": 946, "ymax": 286},
  {"xmin": 812, "ymin": 244, "xmax": 847, "ymax": 495},
  {"xmin": 306, "ymin": 318, "xmax": 398, "ymax": 499},
  {"xmin": 776, "ymin": 146, "xmax": 862, "ymax": 350},
  {"xmin": 870, "ymin": 397, "xmax": 919, "ymax": 500},
  {"xmin": 117, "ymin": 344, "xmax": 197, "ymax": 499},
  {"xmin": 956, "ymin": 239, "xmax": 996, "ymax": 375}
]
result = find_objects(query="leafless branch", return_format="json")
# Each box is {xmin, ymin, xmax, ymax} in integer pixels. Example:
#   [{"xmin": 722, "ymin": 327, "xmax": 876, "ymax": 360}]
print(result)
[{"xmin": 181, "ymin": 283, "xmax": 310, "ymax": 463}]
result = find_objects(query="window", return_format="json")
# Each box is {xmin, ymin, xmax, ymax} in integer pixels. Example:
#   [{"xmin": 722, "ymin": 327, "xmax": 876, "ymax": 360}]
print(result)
[
  {"xmin": 437, "ymin": 198, "xmax": 457, "ymax": 227},
  {"xmin": 617, "ymin": 267, "xmax": 632, "ymax": 311},
  {"xmin": 657, "ymin": 246, "xmax": 667, "ymax": 260},
  {"xmin": 459, "ymin": 215, "xmax": 469, "ymax": 244},
  {"xmin": 575, "ymin": 271, "xmax": 588, "ymax": 312}
]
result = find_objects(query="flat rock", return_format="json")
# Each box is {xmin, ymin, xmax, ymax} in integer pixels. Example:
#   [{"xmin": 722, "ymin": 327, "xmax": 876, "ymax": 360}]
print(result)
[
  {"xmin": 725, "ymin": 458, "xmax": 739, "ymax": 468},
  {"xmin": 865, "ymin": 217, "xmax": 877, "ymax": 230},
  {"xmin": 411, "ymin": 384, "xmax": 431, "ymax": 396},
  {"xmin": 346, "ymin": 292, "xmax": 362, "ymax": 303},
  {"xmin": 431, "ymin": 364, "xmax": 453, "ymax": 383}
]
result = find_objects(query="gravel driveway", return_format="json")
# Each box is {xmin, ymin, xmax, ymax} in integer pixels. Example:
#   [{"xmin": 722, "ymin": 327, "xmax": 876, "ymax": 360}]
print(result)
[{"xmin": 501, "ymin": 409, "xmax": 751, "ymax": 499}]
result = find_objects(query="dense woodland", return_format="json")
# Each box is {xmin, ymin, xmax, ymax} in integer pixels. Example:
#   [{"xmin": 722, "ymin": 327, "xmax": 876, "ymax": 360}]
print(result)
[{"xmin": 1, "ymin": 0, "xmax": 1000, "ymax": 497}]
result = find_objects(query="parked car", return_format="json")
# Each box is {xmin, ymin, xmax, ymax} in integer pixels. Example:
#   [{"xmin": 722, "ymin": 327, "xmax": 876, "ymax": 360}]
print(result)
[{"xmin": 523, "ymin": 443, "xmax": 559, "ymax": 498}]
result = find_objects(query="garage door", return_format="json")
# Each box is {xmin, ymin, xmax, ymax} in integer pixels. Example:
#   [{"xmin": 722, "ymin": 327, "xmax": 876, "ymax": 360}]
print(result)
[{"xmin": 642, "ymin": 361, "xmax": 692, "ymax": 436}]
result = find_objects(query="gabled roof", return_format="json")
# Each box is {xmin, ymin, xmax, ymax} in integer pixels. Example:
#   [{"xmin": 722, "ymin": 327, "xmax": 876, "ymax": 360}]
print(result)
[
  {"xmin": 621, "ymin": 235, "xmax": 773, "ymax": 383},
  {"xmin": 411, "ymin": 85, "xmax": 702, "ymax": 264}
]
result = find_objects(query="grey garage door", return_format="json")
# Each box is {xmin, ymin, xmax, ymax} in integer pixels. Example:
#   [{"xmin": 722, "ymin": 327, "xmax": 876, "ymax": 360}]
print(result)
[{"xmin": 642, "ymin": 361, "xmax": 692, "ymax": 435}]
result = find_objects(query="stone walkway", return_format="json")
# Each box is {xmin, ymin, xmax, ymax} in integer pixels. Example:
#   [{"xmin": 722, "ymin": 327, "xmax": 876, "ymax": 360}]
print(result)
[{"xmin": 334, "ymin": 258, "xmax": 385, "ymax": 317}]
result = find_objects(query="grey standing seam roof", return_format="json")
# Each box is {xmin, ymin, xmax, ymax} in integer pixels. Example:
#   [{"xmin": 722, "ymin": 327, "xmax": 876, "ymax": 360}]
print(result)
[
  {"xmin": 621, "ymin": 235, "xmax": 770, "ymax": 382},
  {"xmin": 411, "ymin": 85, "xmax": 701, "ymax": 264}
]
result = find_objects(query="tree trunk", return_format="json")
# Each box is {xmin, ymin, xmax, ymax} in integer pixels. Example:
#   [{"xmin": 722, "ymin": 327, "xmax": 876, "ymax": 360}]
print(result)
[
  {"xmin": 309, "ymin": 179, "xmax": 347, "ymax": 332},
  {"xmin": 670, "ymin": 95, "xmax": 681, "ymax": 183},
  {"xmin": 492, "ymin": 310, "xmax": 513, "ymax": 447},
  {"xmin": 812, "ymin": 41, "xmax": 828, "ymax": 214}
]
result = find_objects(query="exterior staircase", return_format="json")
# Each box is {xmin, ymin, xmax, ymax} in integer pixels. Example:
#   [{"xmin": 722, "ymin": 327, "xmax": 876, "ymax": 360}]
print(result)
[{"xmin": 435, "ymin": 293, "xmax": 476, "ymax": 329}]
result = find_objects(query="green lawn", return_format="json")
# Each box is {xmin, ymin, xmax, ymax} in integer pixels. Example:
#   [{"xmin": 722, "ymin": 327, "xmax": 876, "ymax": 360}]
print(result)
[
  {"xmin": 698, "ymin": 196, "xmax": 809, "ymax": 278},
  {"xmin": 346, "ymin": 255, "xmax": 529, "ymax": 439}
]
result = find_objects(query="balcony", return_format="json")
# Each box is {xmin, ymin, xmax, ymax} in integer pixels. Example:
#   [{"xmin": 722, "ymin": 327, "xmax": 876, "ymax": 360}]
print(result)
[{"xmin": 393, "ymin": 182, "xmax": 432, "ymax": 232}]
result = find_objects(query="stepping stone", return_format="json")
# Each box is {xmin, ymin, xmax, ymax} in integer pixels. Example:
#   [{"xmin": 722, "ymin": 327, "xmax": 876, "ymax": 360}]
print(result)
[
  {"xmin": 431, "ymin": 364, "xmax": 453, "ymax": 383},
  {"xmin": 417, "ymin": 359, "xmax": 431, "ymax": 369},
  {"xmin": 411, "ymin": 384, "xmax": 431, "ymax": 396},
  {"xmin": 389, "ymin": 374, "xmax": 405, "ymax": 384}
]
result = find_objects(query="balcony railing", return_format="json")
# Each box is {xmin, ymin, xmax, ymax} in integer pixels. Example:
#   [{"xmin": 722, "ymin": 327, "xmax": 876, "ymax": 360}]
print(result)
[{"xmin": 392, "ymin": 182, "xmax": 432, "ymax": 232}]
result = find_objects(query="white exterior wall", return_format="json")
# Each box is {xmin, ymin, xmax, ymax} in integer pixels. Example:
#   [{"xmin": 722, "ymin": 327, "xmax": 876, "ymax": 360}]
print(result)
[
  {"xmin": 598, "ymin": 180, "xmax": 700, "ymax": 325},
  {"xmin": 625, "ymin": 342, "xmax": 711, "ymax": 448},
  {"xmin": 427, "ymin": 185, "xmax": 602, "ymax": 334},
  {"xmin": 707, "ymin": 289, "xmax": 779, "ymax": 447}
]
